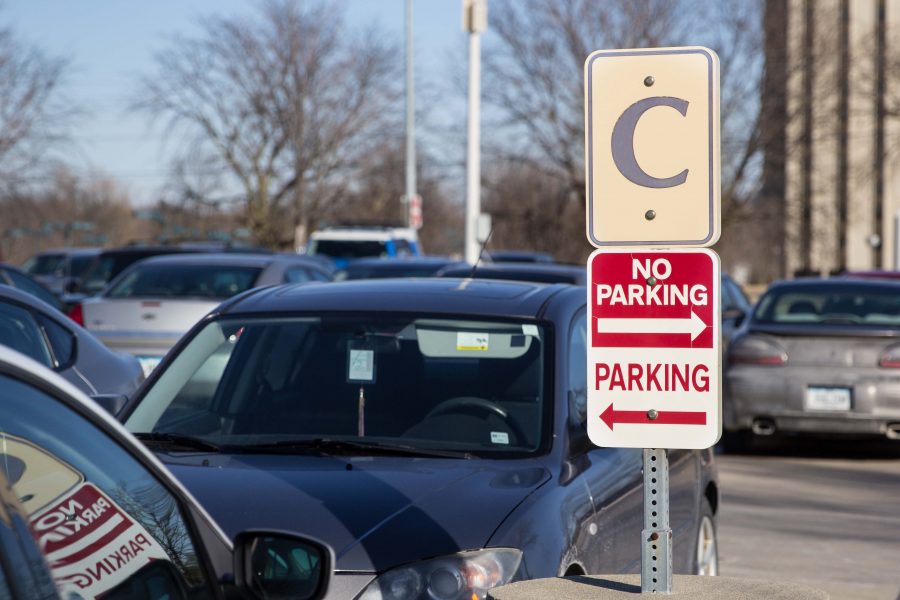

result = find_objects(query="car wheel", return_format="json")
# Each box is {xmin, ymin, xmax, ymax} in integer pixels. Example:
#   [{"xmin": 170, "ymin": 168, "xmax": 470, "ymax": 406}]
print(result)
[{"xmin": 694, "ymin": 499, "xmax": 718, "ymax": 576}]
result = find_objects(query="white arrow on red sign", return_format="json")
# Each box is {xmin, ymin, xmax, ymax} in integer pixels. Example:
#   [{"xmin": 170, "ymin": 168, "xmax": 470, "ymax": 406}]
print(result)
[{"xmin": 596, "ymin": 310, "xmax": 707, "ymax": 342}]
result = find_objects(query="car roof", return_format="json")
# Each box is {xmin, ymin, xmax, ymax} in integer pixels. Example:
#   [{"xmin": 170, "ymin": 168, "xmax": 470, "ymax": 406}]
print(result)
[
  {"xmin": 841, "ymin": 270, "xmax": 900, "ymax": 280},
  {"xmin": 346, "ymin": 256, "xmax": 459, "ymax": 267},
  {"xmin": 762, "ymin": 277, "xmax": 900, "ymax": 291},
  {"xmin": 35, "ymin": 247, "xmax": 101, "ymax": 256},
  {"xmin": 0, "ymin": 281, "xmax": 64, "ymax": 314},
  {"xmin": 437, "ymin": 262, "xmax": 587, "ymax": 285},
  {"xmin": 222, "ymin": 278, "xmax": 572, "ymax": 319},
  {"xmin": 310, "ymin": 227, "xmax": 418, "ymax": 241},
  {"xmin": 127, "ymin": 252, "xmax": 324, "ymax": 268}
]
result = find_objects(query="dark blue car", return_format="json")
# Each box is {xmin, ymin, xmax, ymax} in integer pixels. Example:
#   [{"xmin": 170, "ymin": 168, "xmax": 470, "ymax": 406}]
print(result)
[{"xmin": 121, "ymin": 279, "xmax": 719, "ymax": 599}]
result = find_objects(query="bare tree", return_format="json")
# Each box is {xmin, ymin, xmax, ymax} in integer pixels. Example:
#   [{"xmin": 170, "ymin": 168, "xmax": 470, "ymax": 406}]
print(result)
[
  {"xmin": 0, "ymin": 25, "xmax": 71, "ymax": 192},
  {"xmin": 477, "ymin": 0, "xmax": 698, "ymax": 263},
  {"xmin": 135, "ymin": 0, "xmax": 401, "ymax": 248},
  {"xmin": 0, "ymin": 168, "xmax": 137, "ymax": 263}
]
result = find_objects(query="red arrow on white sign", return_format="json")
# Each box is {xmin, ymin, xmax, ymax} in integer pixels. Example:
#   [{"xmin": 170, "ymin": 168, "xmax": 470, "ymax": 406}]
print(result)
[
  {"xmin": 599, "ymin": 403, "xmax": 707, "ymax": 430},
  {"xmin": 596, "ymin": 310, "xmax": 707, "ymax": 342}
]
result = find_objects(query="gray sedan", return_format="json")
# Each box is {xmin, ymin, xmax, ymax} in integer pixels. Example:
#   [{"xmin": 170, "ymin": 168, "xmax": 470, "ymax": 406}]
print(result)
[
  {"xmin": 0, "ymin": 284, "xmax": 143, "ymax": 399},
  {"xmin": 724, "ymin": 277, "xmax": 900, "ymax": 449},
  {"xmin": 74, "ymin": 253, "xmax": 333, "ymax": 375}
]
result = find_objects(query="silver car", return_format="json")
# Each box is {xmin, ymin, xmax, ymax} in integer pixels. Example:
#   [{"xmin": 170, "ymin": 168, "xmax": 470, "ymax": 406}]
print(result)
[
  {"xmin": 0, "ymin": 284, "xmax": 143, "ymax": 400},
  {"xmin": 74, "ymin": 253, "xmax": 333, "ymax": 375},
  {"xmin": 724, "ymin": 277, "xmax": 900, "ymax": 449}
]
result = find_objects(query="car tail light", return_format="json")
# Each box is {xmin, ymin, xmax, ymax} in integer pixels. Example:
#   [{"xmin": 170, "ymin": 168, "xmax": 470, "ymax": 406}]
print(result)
[
  {"xmin": 68, "ymin": 303, "xmax": 84, "ymax": 327},
  {"xmin": 728, "ymin": 335, "xmax": 787, "ymax": 366},
  {"xmin": 879, "ymin": 344, "xmax": 900, "ymax": 368}
]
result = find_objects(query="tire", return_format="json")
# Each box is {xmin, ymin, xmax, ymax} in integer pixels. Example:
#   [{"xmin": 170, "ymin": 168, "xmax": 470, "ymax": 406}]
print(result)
[{"xmin": 693, "ymin": 499, "xmax": 719, "ymax": 576}]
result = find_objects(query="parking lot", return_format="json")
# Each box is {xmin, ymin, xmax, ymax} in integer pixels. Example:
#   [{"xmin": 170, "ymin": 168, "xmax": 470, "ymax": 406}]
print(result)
[{"xmin": 717, "ymin": 443, "xmax": 900, "ymax": 599}]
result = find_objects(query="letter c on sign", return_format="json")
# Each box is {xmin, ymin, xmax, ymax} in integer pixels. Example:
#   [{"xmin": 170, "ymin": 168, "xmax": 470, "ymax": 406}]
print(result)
[{"xmin": 611, "ymin": 96, "xmax": 689, "ymax": 188}]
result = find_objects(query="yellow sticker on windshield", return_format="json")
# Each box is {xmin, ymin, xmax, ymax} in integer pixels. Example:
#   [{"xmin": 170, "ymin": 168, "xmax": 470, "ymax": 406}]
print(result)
[{"xmin": 457, "ymin": 332, "xmax": 489, "ymax": 351}]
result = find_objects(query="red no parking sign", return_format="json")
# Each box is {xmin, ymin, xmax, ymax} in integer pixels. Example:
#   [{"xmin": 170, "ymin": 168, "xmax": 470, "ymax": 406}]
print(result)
[{"xmin": 586, "ymin": 248, "xmax": 721, "ymax": 449}]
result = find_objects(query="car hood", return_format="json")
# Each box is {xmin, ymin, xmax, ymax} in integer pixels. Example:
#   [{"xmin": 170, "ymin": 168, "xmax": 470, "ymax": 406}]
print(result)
[{"xmin": 162, "ymin": 453, "xmax": 549, "ymax": 572}]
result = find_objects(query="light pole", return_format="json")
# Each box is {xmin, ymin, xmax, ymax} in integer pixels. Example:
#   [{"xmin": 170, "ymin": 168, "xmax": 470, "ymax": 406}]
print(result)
[
  {"xmin": 405, "ymin": 0, "xmax": 417, "ymax": 228},
  {"xmin": 463, "ymin": 0, "xmax": 487, "ymax": 264}
]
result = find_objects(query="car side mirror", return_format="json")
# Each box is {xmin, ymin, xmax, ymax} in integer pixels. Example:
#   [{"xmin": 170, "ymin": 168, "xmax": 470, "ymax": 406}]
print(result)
[
  {"xmin": 234, "ymin": 531, "xmax": 333, "ymax": 600},
  {"xmin": 90, "ymin": 394, "xmax": 128, "ymax": 417}
]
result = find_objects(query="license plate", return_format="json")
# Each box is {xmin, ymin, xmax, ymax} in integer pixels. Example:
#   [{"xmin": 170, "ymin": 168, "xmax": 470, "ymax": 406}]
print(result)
[
  {"xmin": 804, "ymin": 387, "xmax": 851, "ymax": 411},
  {"xmin": 138, "ymin": 356, "xmax": 163, "ymax": 377}
]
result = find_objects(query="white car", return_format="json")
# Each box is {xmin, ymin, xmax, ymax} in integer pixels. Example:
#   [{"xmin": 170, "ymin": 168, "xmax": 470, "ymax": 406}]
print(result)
[{"xmin": 306, "ymin": 226, "xmax": 421, "ymax": 268}]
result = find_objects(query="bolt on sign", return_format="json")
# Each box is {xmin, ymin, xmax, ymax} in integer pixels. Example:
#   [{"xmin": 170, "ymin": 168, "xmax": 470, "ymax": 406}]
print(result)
[
  {"xmin": 586, "ymin": 249, "xmax": 721, "ymax": 449},
  {"xmin": 584, "ymin": 47, "xmax": 720, "ymax": 248}
]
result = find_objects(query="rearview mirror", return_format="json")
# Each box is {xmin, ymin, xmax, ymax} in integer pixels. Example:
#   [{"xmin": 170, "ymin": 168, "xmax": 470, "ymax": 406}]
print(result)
[{"xmin": 234, "ymin": 531, "xmax": 333, "ymax": 600}]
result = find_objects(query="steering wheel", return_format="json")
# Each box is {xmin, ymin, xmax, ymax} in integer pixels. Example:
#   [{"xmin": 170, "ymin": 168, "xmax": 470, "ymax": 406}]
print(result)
[
  {"xmin": 426, "ymin": 396, "xmax": 508, "ymax": 420},
  {"xmin": 425, "ymin": 396, "xmax": 529, "ymax": 446}
]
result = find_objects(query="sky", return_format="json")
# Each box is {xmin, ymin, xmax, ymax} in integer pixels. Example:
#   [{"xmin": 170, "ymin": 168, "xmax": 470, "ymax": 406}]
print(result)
[{"xmin": 3, "ymin": 0, "xmax": 464, "ymax": 205}]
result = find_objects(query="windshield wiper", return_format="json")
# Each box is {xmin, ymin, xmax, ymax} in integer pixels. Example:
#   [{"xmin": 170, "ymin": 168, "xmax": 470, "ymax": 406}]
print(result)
[
  {"xmin": 134, "ymin": 432, "xmax": 222, "ymax": 453},
  {"xmin": 238, "ymin": 438, "xmax": 472, "ymax": 459}
]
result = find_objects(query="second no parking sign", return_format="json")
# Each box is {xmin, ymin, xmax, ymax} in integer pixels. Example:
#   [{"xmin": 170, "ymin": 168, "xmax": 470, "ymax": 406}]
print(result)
[{"xmin": 586, "ymin": 248, "xmax": 721, "ymax": 449}]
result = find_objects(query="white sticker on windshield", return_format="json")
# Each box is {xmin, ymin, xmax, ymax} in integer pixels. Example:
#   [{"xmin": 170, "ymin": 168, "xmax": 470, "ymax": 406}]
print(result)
[
  {"xmin": 491, "ymin": 431, "xmax": 510, "ymax": 445},
  {"xmin": 457, "ymin": 332, "xmax": 489, "ymax": 351},
  {"xmin": 522, "ymin": 324, "xmax": 539, "ymax": 338},
  {"xmin": 348, "ymin": 349, "xmax": 375, "ymax": 382}
]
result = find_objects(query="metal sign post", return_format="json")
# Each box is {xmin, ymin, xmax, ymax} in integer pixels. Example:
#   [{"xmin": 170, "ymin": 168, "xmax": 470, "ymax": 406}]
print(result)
[
  {"xmin": 583, "ymin": 46, "xmax": 721, "ymax": 596},
  {"xmin": 641, "ymin": 448, "xmax": 672, "ymax": 593}
]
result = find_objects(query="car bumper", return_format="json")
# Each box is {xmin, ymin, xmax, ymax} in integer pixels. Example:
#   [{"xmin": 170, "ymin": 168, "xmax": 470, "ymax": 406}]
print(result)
[{"xmin": 724, "ymin": 365, "xmax": 900, "ymax": 437}]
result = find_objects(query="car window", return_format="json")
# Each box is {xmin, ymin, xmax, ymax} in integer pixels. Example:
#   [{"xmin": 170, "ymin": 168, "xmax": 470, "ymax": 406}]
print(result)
[
  {"xmin": 284, "ymin": 268, "xmax": 313, "ymax": 283},
  {"xmin": 394, "ymin": 239, "xmax": 412, "ymax": 256},
  {"xmin": 36, "ymin": 313, "xmax": 76, "ymax": 368},
  {"xmin": 720, "ymin": 279, "xmax": 736, "ymax": 311},
  {"xmin": 754, "ymin": 283, "xmax": 900, "ymax": 325},
  {"xmin": 23, "ymin": 254, "xmax": 66, "ymax": 276},
  {"xmin": 107, "ymin": 264, "xmax": 262, "ymax": 299},
  {"xmin": 0, "ymin": 302, "xmax": 53, "ymax": 367},
  {"xmin": 568, "ymin": 311, "xmax": 587, "ymax": 429},
  {"xmin": 311, "ymin": 240, "xmax": 388, "ymax": 258},
  {"xmin": 127, "ymin": 316, "xmax": 547, "ymax": 456},
  {"xmin": 0, "ymin": 374, "xmax": 216, "ymax": 600},
  {"xmin": 0, "ymin": 563, "xmax": 13, "ymax": 600},
  {"xmin": 80, "ymin": 255, "xmax": 116, "ymax": 293},
  {"xmin": 70, "ymin": 255, "xmax": 96, "ymax": 278},
  {"xmin": 2, "ymin": 269, "xmax": 60, "ymax": 309}
]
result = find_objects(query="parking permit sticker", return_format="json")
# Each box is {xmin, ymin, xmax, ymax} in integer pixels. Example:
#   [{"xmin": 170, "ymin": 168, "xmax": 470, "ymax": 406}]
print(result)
[
  {"xmin": 347, "ymin": 346, "xmax": 376, "ymax": 383},
  {"xmin": 490, "ymin": 432, "xmax": 509, "ymax": 445},
  {"xmin": 457, "ymin": 332, "xmax": 489, "ymax": 351},
  {"xmin": 521, "ymin": 325, "xmax": 539, "ymax": 338}
]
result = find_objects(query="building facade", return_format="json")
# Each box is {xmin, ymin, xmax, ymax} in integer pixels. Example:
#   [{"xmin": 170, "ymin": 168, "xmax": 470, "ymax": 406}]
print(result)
[{"xmin": 762, "ymin": 0, "xmax": 900, "ymax": 278}]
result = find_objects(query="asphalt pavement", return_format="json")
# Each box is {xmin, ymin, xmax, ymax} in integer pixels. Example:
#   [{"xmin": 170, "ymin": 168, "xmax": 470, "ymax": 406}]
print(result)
[{"xmin": 716, "ymin": 440, "xmax": 900, "ymax": 600}]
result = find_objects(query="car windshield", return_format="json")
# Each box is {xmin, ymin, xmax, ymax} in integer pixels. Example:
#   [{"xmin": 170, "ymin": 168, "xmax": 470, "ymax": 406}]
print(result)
[
  {"xmin": 126, "ymin": 316, "xmax": 546, "ymax": 456},
  {"xmin": 753, "ymin": 283, "xmax": 900, "ymax": 326},
  {"xmin": 23, "ymin": 254, "xmax": 66, "ymax": 276},
  {"xmin": 70, "ymin": 254, "xmax": 96, "ymax": 278},
  {"xmin": 311, "ymin": 239, "xmax": 388, "ymax": 258},
  {"xmin": 107, "ymin": 263, "xmax": 262, "ymax": 299},
  {"xmin": 79, "ymin": 254, "xmax": 121, "ymax": 293}
]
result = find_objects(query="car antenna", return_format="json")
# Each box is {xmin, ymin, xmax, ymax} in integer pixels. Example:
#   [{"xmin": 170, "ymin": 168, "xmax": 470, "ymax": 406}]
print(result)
[{"xmin": 467, "ymin": 223, "xmax": 494, "ymax": 279}]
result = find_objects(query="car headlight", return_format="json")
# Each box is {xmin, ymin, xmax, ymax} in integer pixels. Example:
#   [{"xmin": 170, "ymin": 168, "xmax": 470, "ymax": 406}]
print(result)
[{"xmin": 357, "ymin": 548, "xmax": 522, "ymax": 600}]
